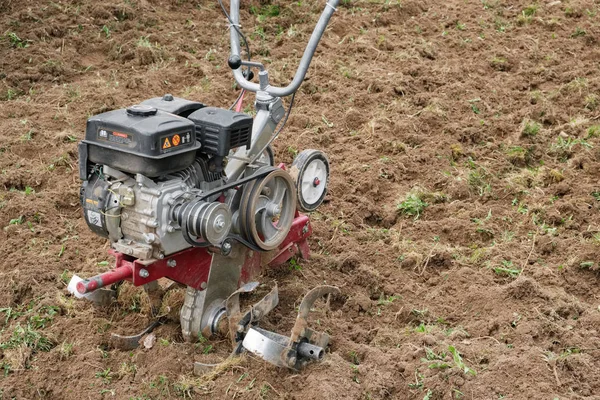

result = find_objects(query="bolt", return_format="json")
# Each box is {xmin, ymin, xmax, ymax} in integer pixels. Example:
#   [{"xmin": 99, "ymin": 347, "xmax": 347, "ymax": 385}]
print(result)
[
  {"xmin": 214, "ymin": 215, "xmax": 226, "ymax": 231},
  {"xmin": 139, "ymin": 269, "xmax": 149, "ymax": 278},
  {"xmin": 287, "ymin": 357, "xmax": 297, "ymax": 367},
  {"xmin": 237, "ymin": 324, "xmax": 245, "ymax": 333},
  {"xmin": 143, "ymin": 233, "xmax": 156, "ymax": 244},
  {"xmin": 158, "ymin": 252, "xmax": 165, "ymax": 259},
  {"xmin": 222, "ymin": 241, "xmax": 232, "ymax": 252},
  {"xmin": 302, "ymin": 223, "xmax": 309, "ymax": 234},
  {"xmin": 167, "ymin": 259, "xmax": 176, "ymax": 268},
  {"xmin": 200, "ymin": 282, "xmax": 207, "ymax": 289},
  {"xmin": 167, "ymin": 225, "xmax": 175, "ymax": 233}
]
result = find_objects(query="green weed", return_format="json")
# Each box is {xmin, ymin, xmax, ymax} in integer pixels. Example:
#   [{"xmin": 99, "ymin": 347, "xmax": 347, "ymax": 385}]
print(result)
[
  {"xmin": 571, "ymin": 27, "xmax": 586, "ymax": 37},
  {"xmin": 521, "ymin": 120, "xmax": 540, "ymax": 137},
  {"xmin": 5, "ymin": 32, "xmax": 30, "ymax": 48},
  {"xmin": 0, "ymin": 323, "xmax": 55, "ymax": 352},
  {"xmin": 550, "ymin": 136, "xmax": 592, "ymax": 160},
  {"xmin": 448, "ymin": 345, "xmax": 476, "ymax": 376},
  {"xmin": 397, "ymin": 193, "xmax": 428, "ymax": 220},
  {"xmin": 95, "ymin": 368, "xmax": 112, "ymax": 383},
  {"xmin": 492, "ymin": 260, "xmax": 521, "ymax": 277}
]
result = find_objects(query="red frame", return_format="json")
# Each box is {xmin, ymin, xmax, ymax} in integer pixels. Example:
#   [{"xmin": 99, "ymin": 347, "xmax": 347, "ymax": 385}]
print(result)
[{"xmin": 78, "ymin": 212, "xmax": 312, "ymax": 294}]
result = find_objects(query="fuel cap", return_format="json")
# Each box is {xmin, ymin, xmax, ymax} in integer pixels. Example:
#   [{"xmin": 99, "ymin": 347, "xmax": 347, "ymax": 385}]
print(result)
[{"xmin": 126, "ymin": 104, "xmax": 157, "ymax": 116}]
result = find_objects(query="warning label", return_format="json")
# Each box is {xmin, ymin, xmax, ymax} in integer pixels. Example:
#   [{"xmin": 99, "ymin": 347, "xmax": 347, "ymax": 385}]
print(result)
[{"xmin": 160, "ymin": 131, "xmax": 192, "ymax": 153}]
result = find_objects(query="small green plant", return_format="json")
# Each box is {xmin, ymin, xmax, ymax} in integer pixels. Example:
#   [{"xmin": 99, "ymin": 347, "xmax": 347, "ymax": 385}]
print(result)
[
  {"xmin": 585, "ymin": 94, "xmax": 598, "ymax": 110},
  {"xmin": 408, "ymin": 370, "xmax": 424, "ymax": 389},
  {"xmin": 351, "ymin": 364, "xmax": 360, "ymax": 383},
  {"xmin": 571, "ymin": 27, "xmax": 586, "ymax": 37},
  {"xmin": 448, "ymin": 345, "xmax": 476, "ymax": 376},
  {"xmin": 492, "ymin": 260, "xmax": 521, "ymax": 277},
  {"xmin": 580, "ymin": 261, "xmax": 594, "ymax": 269},
  {"xmin": 550, "ymin": 136, "xmax": 592, "ymax": 160},
  {"xmin": 95, "ymin": 368, "xmax": 112, "ymax": 383},
  {"xmin": 521, "ymin": 120, "xmax": 540, "ymax": 136},
  {"xmin": 8, "ymin": 216, "xmax": 24, "ymax": 225},
  {"xmin": 421, "ymin": 347, "xmax": 450, "ymax": 370},
  {"xmin": 101, "ymin": 25, "xmax": 111, "ymax": 38},
  {"xmin": 289, "ymin": 258, "xmax": 302, "ymax": 271},
  {"xmin": 522, "ymin": 5, "xmax": 537, "ymax": 16},
  {"xmin": 5, "ymin": 32, "xmax": 30, "ymax": 48},
  {"xmin": 517, "ymin": 5, "xmax": 537, "ymax": 24},
  {"xmin": 378, "ymin": 295, "xmax": 400, "ymax": 305},
  {"xmin": 59, "ymin": 341, "xmax": 74, "ymax": 359},
  {"xmin": 137, "ymin": 36, "xmax": 152, "ymax": 47},
  {"xmin": 4, "ymin": 88, "xmax": 19, "ymax": 100},
  {"xmin": 586, "ymin": 125, "xmax": 600, "ymax": 138},
  {"xmin": 0, "ymin": 323, "xmax": 55, "ymax": 352},
  {"xmin": 467, "ymin": 167, "xmax": 492, "ymax": 196},
  {"xmin": 505, "ymin": 146, "xmax": 529, "ymax": 165},
  {"xmin": 397, "ymin": 193, "xmax": 428, "ymax": 220}
]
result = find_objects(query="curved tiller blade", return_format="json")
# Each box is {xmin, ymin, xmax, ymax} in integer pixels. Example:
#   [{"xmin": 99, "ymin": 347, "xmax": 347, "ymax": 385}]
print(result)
[{"xmin": 242, "ymin": 285, "xmax": 340, "ymax": 370}]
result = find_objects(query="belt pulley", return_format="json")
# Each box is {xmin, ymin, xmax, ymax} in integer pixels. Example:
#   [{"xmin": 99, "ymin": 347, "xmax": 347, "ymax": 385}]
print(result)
[{"xmin": 238, "ymin": 167, "xmax": 297, "ymax": 251}]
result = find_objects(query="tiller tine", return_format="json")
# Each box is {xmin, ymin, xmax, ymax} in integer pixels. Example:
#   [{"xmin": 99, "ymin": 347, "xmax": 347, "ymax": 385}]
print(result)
[
  {"xmin": 193, "ymin": 282, "xmax": 280, "ymax": 376},
  {"xmin": 241, "ymin": 285, "xmax": 340, "ymax": 370},
  {"xmin": 109, "ymin": 282, "xmax": 180, "ymax": 350},
  {"xmin": 109, "ymin": 319, "xmax": 164, "ymax": 350}
]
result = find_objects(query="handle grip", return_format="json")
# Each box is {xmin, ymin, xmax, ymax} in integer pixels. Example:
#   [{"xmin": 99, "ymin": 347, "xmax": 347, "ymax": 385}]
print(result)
[{"xmin": 229, "ymin": 0, "xmax": 340, "ymax": 97}]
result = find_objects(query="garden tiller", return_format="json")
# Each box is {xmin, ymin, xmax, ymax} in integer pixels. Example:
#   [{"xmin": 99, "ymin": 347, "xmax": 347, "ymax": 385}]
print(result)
[{"xmin": 69, "ymin": 0, "xmax": 341, "ymax": 371}]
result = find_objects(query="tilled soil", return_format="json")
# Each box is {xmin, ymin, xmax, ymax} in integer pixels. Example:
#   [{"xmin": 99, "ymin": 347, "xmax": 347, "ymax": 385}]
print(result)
[{"xmin": 1, "ymin": 0, "xmax": 600, "ymax": 399}]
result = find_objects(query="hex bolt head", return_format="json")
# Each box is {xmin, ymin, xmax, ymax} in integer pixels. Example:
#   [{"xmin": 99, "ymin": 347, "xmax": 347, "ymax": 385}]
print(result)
[
  {"xmin": 287, "ymin": 357, "xmax": 297, "ymax": 367},
  {"xmin": 222, "ymin": 241, "xmax": 232, "ymax": 252},
  {"xmin": 167, "ymin": 259, "xmax": 176, "ymax": 268},
  {"xmin": 139, "ymin": 269, "xmax": 150, "ymax": 278}
]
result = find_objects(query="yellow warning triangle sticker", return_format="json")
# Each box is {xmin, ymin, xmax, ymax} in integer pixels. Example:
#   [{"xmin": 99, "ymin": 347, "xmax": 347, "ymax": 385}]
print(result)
[{"xmin": 163, "ymin": 137, "xmax": 171, "ymax": 149}]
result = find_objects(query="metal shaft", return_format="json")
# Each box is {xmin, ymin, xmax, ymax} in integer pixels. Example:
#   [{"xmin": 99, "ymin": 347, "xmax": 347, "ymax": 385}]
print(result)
[
  {"xmin": 76, "ymin": 265, "xmax": 133, "ymax": 294},
  {"xmin": 297, "ymin": 341, "xmax": 324, "ymax": 361}
]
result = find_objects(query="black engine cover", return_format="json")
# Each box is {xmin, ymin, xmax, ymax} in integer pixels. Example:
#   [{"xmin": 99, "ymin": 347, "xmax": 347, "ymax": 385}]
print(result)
[
  {"xmin": 80, "ymin": 105, "xmax": 200, "ymax": 178},
  {"xmin": 188, "ymin": 107, "xmax": 253, "ymax": 157}
]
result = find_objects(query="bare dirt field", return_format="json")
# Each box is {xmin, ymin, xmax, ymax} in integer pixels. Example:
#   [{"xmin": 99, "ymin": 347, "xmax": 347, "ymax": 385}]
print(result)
[{"xmin": 2, "ymin": 0, "xmax": 600, "ymax": 399}]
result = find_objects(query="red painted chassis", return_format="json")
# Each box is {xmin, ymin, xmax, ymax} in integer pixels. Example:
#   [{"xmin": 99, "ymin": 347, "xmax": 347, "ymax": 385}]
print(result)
[{"xmin": 76, "ymin": 212, "xmax": 312, "ymax": 295}]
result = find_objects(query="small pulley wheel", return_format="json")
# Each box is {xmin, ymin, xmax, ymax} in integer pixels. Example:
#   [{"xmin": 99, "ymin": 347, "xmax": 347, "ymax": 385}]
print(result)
[
  {"xmin": 291, "ymin": 150, "xmax": 329, "ymax": 212},
  {"xmin": 240, "ymin": 167, "xmax": 296, "ymax": 251}
]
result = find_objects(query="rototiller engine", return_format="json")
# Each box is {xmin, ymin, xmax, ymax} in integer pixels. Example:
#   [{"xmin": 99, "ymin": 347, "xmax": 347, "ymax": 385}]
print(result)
[{"xmin": 69, "ymin": 0, "xmax": 341, "ymax": 371}]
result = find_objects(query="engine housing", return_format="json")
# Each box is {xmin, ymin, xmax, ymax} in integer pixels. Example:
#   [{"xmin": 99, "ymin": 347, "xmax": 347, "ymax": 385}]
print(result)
[{"xmin": 78, "ymin": 98, "xmax": 254, "ymax": 261}]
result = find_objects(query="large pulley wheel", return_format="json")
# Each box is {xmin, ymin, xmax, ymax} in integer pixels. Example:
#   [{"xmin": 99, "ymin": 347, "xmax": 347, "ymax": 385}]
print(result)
[
  {"xmin": 239, "ymin": 167, "xmax": 296, "ymax": 251},
  {"xmin": 290, "ymin": 150, "xmax": 329, "ymax": 212}
]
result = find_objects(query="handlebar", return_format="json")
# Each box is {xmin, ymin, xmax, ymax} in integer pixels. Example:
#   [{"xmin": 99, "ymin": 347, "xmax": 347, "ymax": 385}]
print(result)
[{"xmin": 228, "ymin": 0, "xmax": 340, "ymax": 97}]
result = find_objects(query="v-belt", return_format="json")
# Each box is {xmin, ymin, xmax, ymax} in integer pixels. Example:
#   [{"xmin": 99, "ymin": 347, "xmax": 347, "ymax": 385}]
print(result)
[{"xmin": 197, "ymin": 165, "xmax": 278, "ymax": 201}]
